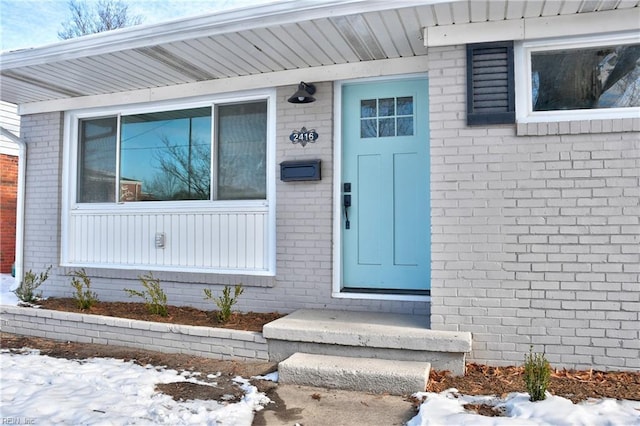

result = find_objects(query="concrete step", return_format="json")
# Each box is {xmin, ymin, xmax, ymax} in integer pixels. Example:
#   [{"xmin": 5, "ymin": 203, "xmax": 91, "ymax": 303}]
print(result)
[
  {"xmin": 278, "ymin": 352, "xmax": 430, "ymax": 395},
  {"xmin": 263, "ymin": 309, "xmax": 471, "ymax": 375}
]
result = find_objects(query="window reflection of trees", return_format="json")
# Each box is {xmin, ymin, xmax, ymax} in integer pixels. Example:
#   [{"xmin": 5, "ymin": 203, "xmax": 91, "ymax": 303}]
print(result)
[
  {"xmin": 360, "ymin": 97, "xmax": 414, "ymax": 138},
  {"xmin": 146, "ymin": 135, "xmax": 211, "ymax": 201},
  {"xmin": 120, "ymin": 108, "xmax": 212, "ymax": 202},
  {"xmin": 532, "ymin": 44, "xmax": 640, "ymax": 111},
  {"xmin": 78, "ymin": 102, "xmax": 268, "ymax": 203}
]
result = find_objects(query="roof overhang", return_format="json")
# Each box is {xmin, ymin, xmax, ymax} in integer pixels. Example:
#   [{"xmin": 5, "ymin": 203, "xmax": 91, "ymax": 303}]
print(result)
[{"xmin": 1, "ymin": 0, "xmax": 638, "ymax": 115}]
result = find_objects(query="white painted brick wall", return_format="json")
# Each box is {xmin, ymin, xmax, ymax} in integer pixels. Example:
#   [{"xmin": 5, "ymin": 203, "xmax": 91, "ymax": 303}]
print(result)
[
  {"xmin": 19, "ymin": 83, "xmax": 428, "ymax": 322},
  {"xmin": 0, "ymin": 305, "xmax": 268, "ymax": 360},
  {"xmin": 429, "ymin": 45, "xmax": 640, "ymax": 371},
  {"xmin": 20, "ymin": 112, "xmax": 65, "ymax": 287}
]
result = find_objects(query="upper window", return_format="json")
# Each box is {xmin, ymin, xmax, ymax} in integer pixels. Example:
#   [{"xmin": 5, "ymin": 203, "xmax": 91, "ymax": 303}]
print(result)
[
  {"xmin": 532, "ymin": 44, "xmax": 640, "ymax": 111},
  {"xmin": 516, "ymin": 34, "xmax": 640, "ymax": 122},
  {"xmin": 76, "ymin": 100, "xmax": 267, "ymax": 203}
]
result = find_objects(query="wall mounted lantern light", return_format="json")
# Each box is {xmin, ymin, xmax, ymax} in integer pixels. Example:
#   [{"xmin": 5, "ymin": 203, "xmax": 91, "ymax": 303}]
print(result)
[{"xmin": 287, "ymin": 82, "xmax": 316, "ymax": 103}]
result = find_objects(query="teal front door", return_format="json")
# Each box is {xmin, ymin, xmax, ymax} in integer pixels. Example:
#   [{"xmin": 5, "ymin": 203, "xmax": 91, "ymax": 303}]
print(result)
[{"xmin": 341, "ymin": 77, "xmax": 430, "ymax": 292}]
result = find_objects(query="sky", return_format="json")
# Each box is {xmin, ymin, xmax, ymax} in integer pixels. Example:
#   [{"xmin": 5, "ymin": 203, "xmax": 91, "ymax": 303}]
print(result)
[{"xmin": 0, "ymin": 0, "xmax": 279, "ymax": 52}]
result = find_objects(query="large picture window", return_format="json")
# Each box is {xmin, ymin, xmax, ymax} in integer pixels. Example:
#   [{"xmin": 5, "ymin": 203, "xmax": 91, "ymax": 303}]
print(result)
[
  {"xmin": 516, "ymin": 33, "xmax": 640, "ymax": 122},
  {"xmin": 121, "ymin": 107, "xmax": 212, "ymax": 201},
  {"xmin": 76, "ymin": 100, "xmax": 268, "ymax": 203},
  {"xmin": 78, "ymin": 117, "xmax": 118, "ymax": 203}
]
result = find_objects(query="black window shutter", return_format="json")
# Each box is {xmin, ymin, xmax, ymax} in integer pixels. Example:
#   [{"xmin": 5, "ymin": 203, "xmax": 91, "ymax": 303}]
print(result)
[{"xmin": 466, "ymin": 41, "xmax": 515, "ymax": 125}]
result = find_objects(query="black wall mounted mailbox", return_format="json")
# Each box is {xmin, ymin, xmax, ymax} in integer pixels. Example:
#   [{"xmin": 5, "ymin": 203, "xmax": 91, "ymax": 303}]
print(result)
[{"xmin": 280, "ymin": 159, "xmax": 321, "ymax": 182}]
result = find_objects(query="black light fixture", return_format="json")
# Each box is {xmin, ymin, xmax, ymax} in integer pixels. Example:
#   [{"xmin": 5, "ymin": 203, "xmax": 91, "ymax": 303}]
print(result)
[{"xmin": 288, "ymin": 81, "xmax": 316, "ymax": 104}]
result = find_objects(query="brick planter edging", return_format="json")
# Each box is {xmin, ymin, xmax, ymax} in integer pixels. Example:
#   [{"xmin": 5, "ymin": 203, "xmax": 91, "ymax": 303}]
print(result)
[{"xmin": 0, "ymin": 305, "xmax": 268, "ymax": 361}]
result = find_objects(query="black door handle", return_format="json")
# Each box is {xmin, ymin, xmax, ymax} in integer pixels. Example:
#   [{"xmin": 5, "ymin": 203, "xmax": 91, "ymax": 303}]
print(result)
[{"xmin": 343, "ymin": 194, "xmax": 351, "ymax": 229}]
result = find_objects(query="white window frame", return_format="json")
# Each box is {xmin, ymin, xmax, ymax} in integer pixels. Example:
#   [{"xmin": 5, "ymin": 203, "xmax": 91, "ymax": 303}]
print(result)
[
  {"xmin": 61, "ymin": 89, "xmax": 276, "ymax": 275},
  {"xmin": 515, "ymin": 32, "xmax": 640, "ymax": 123}
]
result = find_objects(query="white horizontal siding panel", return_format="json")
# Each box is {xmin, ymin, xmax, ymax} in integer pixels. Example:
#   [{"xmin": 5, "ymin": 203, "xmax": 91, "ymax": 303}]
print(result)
[
  {"xmin": 0, "ymin": 101, "xmax": 19, "ymax": 133},
  {"xmin": 0, "ymin": 101, "xmax": 20, "ymax": 155},
  {"xmin": 66, "ymin": 209, "xmax": 269, "ymax": 273}
]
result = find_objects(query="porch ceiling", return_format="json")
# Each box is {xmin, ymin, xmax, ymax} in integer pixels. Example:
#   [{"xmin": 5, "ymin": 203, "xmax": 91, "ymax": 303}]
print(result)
[{"xmin": 1, "ymin": 0, "xmax": 638, "ymax": 110}]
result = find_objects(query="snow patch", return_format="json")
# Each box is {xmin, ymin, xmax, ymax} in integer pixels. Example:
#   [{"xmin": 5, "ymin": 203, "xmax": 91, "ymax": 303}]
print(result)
[{"xmin": 408, "ymin": 389, "xmax": 640, "ymax": 426}]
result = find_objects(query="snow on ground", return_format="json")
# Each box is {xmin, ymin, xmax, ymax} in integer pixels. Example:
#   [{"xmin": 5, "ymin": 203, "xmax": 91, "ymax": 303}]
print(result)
[
  {"xmin": 409, "ymin": 389, "xmax": 640, "ymax": 426},
  {"xmin": 2, "ymin": 273, "xmax": 640, "ymax": 425},
  {"xmin": 1, "ymin": 349, "xmax": 269, "ymax": 425},
  {"xmin": 0, "ymin": 273, "xmax": 20, "ymax": 306}
]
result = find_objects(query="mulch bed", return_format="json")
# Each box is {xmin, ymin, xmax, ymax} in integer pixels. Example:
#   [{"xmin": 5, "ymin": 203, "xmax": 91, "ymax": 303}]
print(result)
[
  {"xmin": 35, "ymin": 297, "xmax": 283, "ymax": 332},
  {"xmin": 426, "ymin": 363, "xmax": 640, "ymax": 403}
]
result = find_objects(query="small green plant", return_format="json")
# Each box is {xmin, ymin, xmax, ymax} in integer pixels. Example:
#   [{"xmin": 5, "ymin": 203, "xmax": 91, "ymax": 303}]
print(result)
[
  {"xmin": 14, "ymin": 265, "xmax": 52, "ymax": 304},
  {"xmin": 124, "ymin": 273, "xmax": 168, "ymax": 317},
  {"xmin": 203, "ymin": 284, "xmax": 244, "ymax": 323},
  {"xmin": 70, "ymin": 269, "xmax": 99, "ymax": 309},
  {"xmin": 524, "ymin": 346, "xmax": 551, "ymax": 402}
]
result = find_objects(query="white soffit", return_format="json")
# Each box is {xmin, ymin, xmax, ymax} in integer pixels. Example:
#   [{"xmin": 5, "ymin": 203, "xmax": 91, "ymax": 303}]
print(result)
[
  {"xmin": 1, "ymin": 0, "xmax": 638, "ymax": 113},
  {"xmin": 425, "ymin": 7, "xmax": 640, "ymax": 46}
]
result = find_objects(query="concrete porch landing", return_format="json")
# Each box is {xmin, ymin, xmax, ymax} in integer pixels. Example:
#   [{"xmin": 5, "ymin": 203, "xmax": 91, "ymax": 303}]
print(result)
[{"xmin": 263, "ymin": 309, "xmax": 471, "ymax": 376}]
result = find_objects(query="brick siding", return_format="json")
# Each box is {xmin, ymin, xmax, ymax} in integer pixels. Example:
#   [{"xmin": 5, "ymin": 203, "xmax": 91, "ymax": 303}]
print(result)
[
  {"xmin": 19, "ymin": 84, "xmax": 427, "ymax": 320},
  {"xmin": 16, "ymin": 61, "xmax": 639, "ymax": 371},
  {"xmin": 0, "ymin": 153, "xmax": 18, "ymax": 272},
  {"xmin": 428, "ymin": 45, "xmax": 640, "ymax": 371},
  {"xmin": 0, "ymin": 305, "xmax": 268, "ymax": 360}
]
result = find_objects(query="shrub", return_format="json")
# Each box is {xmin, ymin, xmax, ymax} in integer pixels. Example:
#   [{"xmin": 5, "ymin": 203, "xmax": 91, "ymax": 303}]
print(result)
[
  {"xmin": 70, "ymin": 269, "xmax": 99, "ymax": 309},
  {"xmin": 524, "ymin": 346, "xmax": 551, "ymax": 402},
  {"xmin": 203, "ymin": 284, "xmax": 244, "ymax": 323},
  {"xmin": 124, "ymin": 273, "xmax": 168, "ymax": 317},
  {"xmin": 14, "ymin": 265, "xmax": 51, "ymax": 304}
]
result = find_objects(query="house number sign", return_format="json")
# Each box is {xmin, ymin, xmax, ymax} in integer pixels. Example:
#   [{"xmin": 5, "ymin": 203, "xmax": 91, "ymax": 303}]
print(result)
[{"xmin": 289, "ymin": 127, "xmax": 318, "ymax": 147}]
